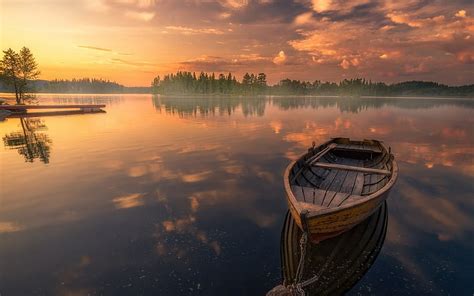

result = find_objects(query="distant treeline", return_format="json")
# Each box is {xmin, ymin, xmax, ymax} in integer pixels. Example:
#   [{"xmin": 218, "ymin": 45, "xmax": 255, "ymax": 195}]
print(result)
[
  {"xmin": 0, "ymin": 77, "xmax": 150, "ymax": 94},
  {"xmin": 151, "ymin": 71, "xmax": 474, "ymax": 97},
  {"xmin": 40, "ymin": 78, "xmax": 124, "ymax": 93},
  {"xmin": 1, "ymin": 73, "xmax": 472, "ymax": 97},
  {"xmin": 152, "ymin": 72, "xmax": 265, "ymax": 95}
]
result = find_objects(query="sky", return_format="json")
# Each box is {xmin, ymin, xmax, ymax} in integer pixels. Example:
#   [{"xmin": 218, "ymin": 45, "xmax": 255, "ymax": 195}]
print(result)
[{"xmin": 1, "ymin": 0, "xmax": 473, "ymax": 86}]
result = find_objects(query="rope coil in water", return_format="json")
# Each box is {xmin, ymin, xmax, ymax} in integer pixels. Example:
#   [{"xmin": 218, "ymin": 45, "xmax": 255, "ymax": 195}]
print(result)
[
  {"xmin": 267, "ymin": 211, "xmax": 341, "ymax": 296},
  {"xmin": 286, "ymin": 230, "xmax": 308, "ymax": 296}
]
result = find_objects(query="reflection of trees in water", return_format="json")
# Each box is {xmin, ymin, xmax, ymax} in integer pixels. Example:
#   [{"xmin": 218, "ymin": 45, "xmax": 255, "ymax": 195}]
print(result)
[
  {"xmin": 240, "ymin": 97, "xmax": 266, "ymax": 117},
  {"xmin": 152, "ymin": 95, "xmax": 266, "ymax": 117},
  {"xmin": 152, "ymin": 96, "xmax": 474, "ymax": 117},
  {"xmin": 272, "ymin": 97, "xmax": 474, "ymax": 113},
  {"xmin": 3, "ymin": 118, "xmax": 52, "ymax": 163},
  {"xmin": 52, "ymin": 95, "xmax": 124, "ymax": 106}
]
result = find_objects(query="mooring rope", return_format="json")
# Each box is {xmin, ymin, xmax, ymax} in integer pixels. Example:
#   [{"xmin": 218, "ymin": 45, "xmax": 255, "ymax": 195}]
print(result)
[
  {"xmin": 291, "ymin": 231, "xmax": 308, "ymax": 295},
  {"xmin": 267, "ymin": 210, "xmax": 345, "ymax": 296},
  {"xmin": 289, "ymin": 225, "xmax": 345, "ymax": 295}
]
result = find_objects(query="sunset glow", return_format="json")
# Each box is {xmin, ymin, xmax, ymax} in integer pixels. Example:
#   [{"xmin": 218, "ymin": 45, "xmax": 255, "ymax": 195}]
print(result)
[{"xmin": 2, "ymin": 0, "xmax": 473, "ymax": 86}]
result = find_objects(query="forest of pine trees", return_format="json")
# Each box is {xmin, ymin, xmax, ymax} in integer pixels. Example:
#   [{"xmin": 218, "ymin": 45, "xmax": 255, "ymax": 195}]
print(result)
[
  {"xmin": 0, "ymin": 77, "xmax": 150, "ymax": 94},
  {"xmin": 1, "ymin": 71, "xmax": 472, "ymax": 97},
  {"xmin": 152, "ymin": 72, "xmax": 474, "ymax": 97},
  {"xmin": 39, "ymin": 78, "xmax": 124, "ymax": 93},
  {"xmin": 152, "ymin": 72, "xmax": 268, "ymax": 95}
]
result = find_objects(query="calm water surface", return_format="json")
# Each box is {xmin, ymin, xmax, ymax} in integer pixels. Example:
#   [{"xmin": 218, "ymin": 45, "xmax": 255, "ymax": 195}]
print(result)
[{"xmin": 1, "ymin": 95, "xmax": 473, "ymax": 295}]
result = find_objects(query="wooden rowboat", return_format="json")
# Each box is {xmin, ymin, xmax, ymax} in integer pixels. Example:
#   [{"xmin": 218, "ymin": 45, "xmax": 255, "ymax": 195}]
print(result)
[{"xmin": 284, "ymin": 138, "xmax": 397, "ymax": 242}]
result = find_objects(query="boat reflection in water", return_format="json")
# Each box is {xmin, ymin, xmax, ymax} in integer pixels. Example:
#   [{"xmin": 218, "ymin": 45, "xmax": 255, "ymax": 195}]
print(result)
[{"xmin": 269, "ymin": 202, "xmax": 387, "ymax": 296}]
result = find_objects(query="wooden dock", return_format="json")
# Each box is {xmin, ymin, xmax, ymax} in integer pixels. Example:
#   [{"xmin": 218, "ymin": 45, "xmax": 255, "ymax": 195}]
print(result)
[
  {"xmin": 6, "ymin": 110, "xmax": 106, "ymax": 118},
  {"xmin": 0, "ymin": 104, "xmax": 106, "ymax": 113}
]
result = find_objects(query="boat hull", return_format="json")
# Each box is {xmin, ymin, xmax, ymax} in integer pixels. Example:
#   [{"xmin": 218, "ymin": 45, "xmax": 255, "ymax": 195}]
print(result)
[{"xmin": 287, "ymin": 188, "xmax": 391, "ymax": 242}]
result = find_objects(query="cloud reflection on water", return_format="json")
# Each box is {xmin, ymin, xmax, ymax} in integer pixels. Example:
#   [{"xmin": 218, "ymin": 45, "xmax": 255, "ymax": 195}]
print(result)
[{"xmin": 0, "ymin": 94, "xmax": 472, "ymax": 295}]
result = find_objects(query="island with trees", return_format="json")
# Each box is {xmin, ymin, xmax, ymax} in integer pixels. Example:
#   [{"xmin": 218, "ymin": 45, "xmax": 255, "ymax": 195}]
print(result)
[{"xmin": 151, "ymin": 71, "xmax": 474, "ymax": 97}]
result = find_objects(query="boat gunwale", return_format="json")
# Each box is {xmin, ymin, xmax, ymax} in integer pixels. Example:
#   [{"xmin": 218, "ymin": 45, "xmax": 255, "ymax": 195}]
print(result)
[{"xmin": 283, "ymin": 139, "xmax": 398, "ymax": 221}]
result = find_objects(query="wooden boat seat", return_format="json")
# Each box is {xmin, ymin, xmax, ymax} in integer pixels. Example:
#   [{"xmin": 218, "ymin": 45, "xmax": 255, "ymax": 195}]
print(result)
[
  {"xmin": 333, "ymin": 144, "xmax": 382, "ymax": 154},
  {"xmin": 312, "ymin": 162, "xmax": 391, "ymax": 175},
  {"xmin": 305, "ymin": 143, "xmax": 337, "ymax": 165},
  {"xmin": 291, "ymin": 185, "xmax": 365, "ymax": 208},
  {"xmin": 305, "ymin": 143, "xmax": 381, "ymax": 167}
]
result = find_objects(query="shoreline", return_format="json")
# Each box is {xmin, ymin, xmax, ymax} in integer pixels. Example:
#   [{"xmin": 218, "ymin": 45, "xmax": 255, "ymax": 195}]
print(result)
[{"xmin": 1, "ymin": 92, "xmax": 473, "ymax": 100}]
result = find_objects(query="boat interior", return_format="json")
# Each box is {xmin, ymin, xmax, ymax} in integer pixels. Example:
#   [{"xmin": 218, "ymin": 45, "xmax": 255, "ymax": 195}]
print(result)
[{"xmin": 289, "ymin": 138, "xmax": 394, "ymax": 209}]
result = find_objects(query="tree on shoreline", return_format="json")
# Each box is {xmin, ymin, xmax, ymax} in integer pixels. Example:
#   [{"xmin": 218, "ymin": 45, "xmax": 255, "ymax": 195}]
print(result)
[
  {"xmin": 0, "ymin": 47, "xmax": 40, "ymax": 104},
  {"xmin": 151, "ymin": 71, "xmax": 474, "ymax": 97}
]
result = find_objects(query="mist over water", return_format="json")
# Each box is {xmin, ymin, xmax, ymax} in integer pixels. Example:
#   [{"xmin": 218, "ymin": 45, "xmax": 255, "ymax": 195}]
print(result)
[{"xmin": 1, "ymin": 94, "xmax": 473, "ymax": 295}]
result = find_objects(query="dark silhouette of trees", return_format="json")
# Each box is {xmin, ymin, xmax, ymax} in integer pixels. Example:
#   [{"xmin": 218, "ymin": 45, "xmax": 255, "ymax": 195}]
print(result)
[
  {"xmin": 38, "ymin": 78, "xmax": 124, "ymax": 93},
  {"xmin": 152, "ymin": 71, "xmax": 269, "ymax": 95},
  {"xmin": 152, "ymin": 71, "xmax": 239, "ymax": 95},
  {"xmin": 0, "ymin": 47, "xmax": 40, "ymax": 104},
  {"xmin": 18, "ymin": 47, "xmax": 40, "ymax": 101},
  {"xmin": 150, "ymin": 71, "xmax": 473, "ymax": 97},
  {"xmin": 0, "ymin": 49, "xmax": 20, "ymax": 101}
]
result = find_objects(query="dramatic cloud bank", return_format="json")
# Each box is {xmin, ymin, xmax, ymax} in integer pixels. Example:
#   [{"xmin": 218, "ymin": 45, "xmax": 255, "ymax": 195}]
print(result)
[{"xmin": 2, "ymin": 0, "xmax": 473, "ymax": 85}]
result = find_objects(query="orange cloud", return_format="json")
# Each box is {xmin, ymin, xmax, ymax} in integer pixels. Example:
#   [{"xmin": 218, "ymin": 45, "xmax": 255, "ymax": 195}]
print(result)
[
  {"xmin": 165, "ymin": 26, "xmax": 225, "ymax": 35},
  {"xmin": 273, "ymin": 50, "xmax": 287, "ymax": 65},
  {"xmin": 455, "ymin": 10, "xmax": 467, "ymax": 18}
]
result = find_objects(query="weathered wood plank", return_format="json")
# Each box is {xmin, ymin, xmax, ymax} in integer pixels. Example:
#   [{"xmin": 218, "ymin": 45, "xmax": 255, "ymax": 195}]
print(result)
[
  {"xmin": 323, "ymin": 170, "xmax": 349, "ymax": 207},
  {"xmin": 368, "ymin": 174, "xmax": 380, "ymax": 195},
  {"xmin": 366, "ymin": 152, "xmax": 389, "ymax": 168},
  {"xmin": 291, "ymin": 144, "xmax": 336, "ymax": 183},
  {"xmin": 318, "ymin": 169, "xmax": 338, "ymax": 190},
  {"xmin": 302, "ymin": 169, "xmax": 319, "ymax": 187},
  {"xmin": 339, "ymin": 171, "xmax": 358, "ymax": 194},
  {"xmin": 309, "ymin": 166, "xmax": 329, "ymax": 180},
  {"xmin": 352, "ymin": 173, "xmax": 365, "ymax": 195},
  {"xmin": 0, "ymin": 104, "xmax": 106, "ymax": 110},
  {"xmin": 291, "ymin": 185, "xmax": 306, "ymax": 202},
  {"xmin": 291, "ymin": 185, "xmax": 366, "ymax": 208},
  {"xmin": 330, "ymin": 192, "xmax": 352, "ymax": 207},
  {"xmin": 6, "ymin": 110, "xmax": 105, "ymax": 118},
  {"xmin": 299, "ymin": 186, "xmax": 327, "ymax": 205},
  {"xmin": 339, "ymin": 172, "xmax": 367, "ymax": 205},
  {"xmin": 306, "ymin": 143, "xmax": 337, "ymax": 165},
  {"xmin": 334, "ymin": 143, "xmax": 382, "ymax": 154},
  {"xmin": 313, "ymin": 162, "xmax": 391, "ymax": 175}
]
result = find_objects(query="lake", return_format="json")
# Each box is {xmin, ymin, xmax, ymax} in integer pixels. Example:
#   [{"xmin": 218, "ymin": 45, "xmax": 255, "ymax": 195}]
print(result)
[{"xmin": 1, "ymin": 94, "xmax": 473, "ymax": 295}]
